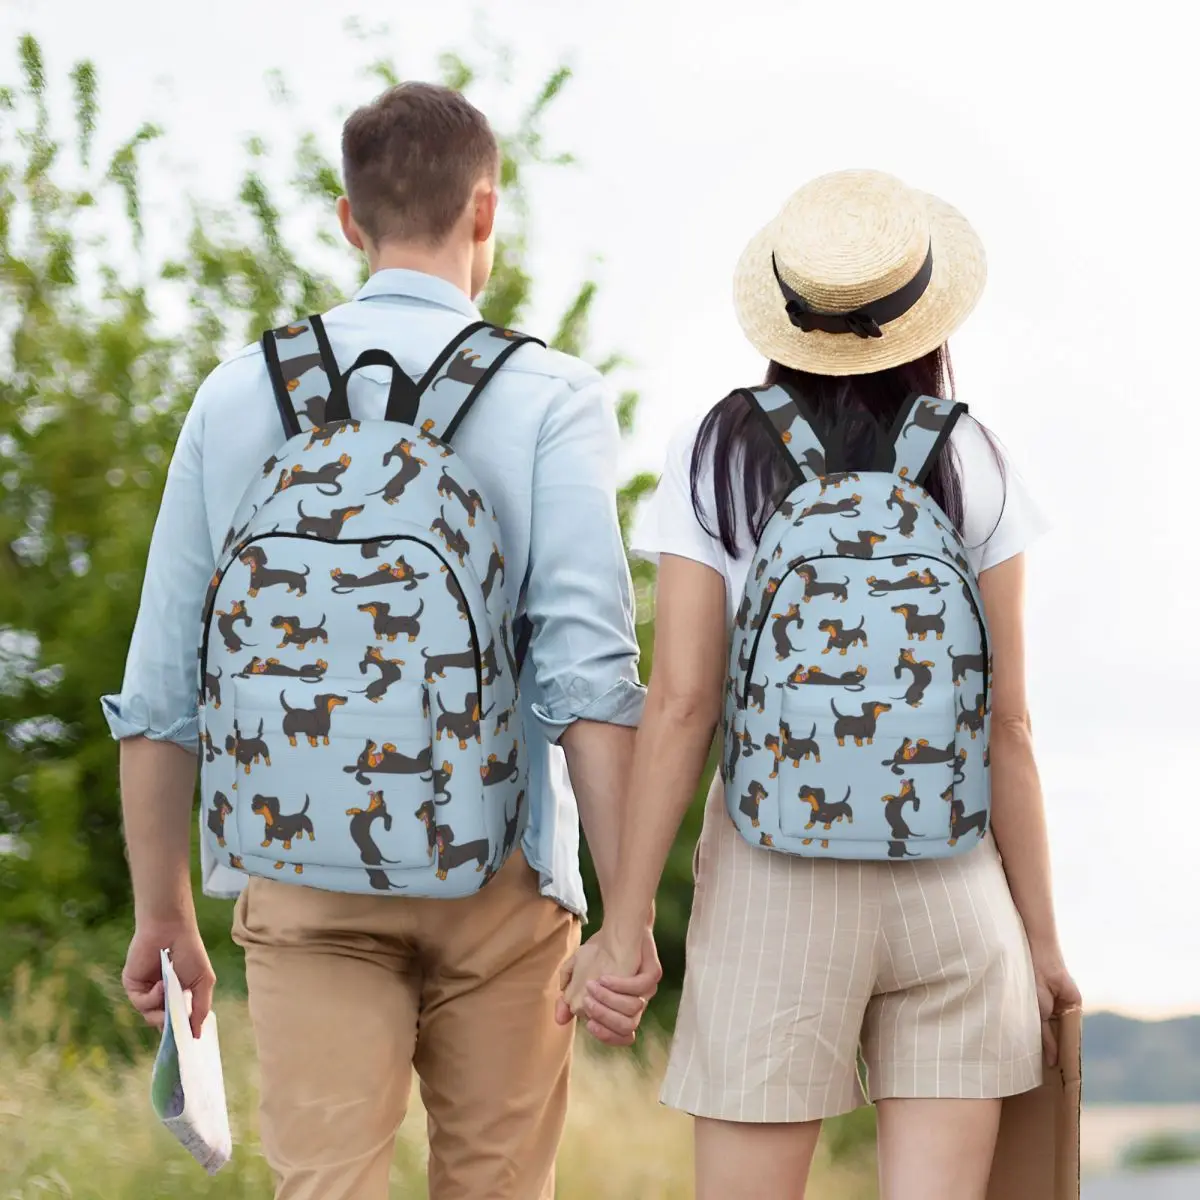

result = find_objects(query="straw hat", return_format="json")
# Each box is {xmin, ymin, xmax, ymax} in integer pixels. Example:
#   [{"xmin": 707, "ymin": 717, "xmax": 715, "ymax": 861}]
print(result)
[{"xmin": 732, "ymin": 169, "xmax": 986, "ymax": 376}]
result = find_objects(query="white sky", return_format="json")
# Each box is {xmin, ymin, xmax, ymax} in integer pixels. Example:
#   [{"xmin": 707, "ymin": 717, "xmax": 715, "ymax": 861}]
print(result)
[{"xmin": 4, "ymin": 0, "xmax": 1197, "ymax": 1017}]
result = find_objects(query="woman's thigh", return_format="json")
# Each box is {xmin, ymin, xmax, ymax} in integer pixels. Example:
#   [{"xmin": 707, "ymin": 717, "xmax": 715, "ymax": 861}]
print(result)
[
  {"xmin": 695, "ymin": 1116, "xmax": 823, "ymax": 1200},
  {"xmin": 876, "ymin": 1097, "xmax": 1002, "ymax": 1200}
]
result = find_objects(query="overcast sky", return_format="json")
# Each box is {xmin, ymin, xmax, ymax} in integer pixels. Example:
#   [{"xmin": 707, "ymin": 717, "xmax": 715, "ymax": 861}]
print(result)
[{"xmin": 3, "ymin": 0, "xmax": 1196, "ymax": 1017}]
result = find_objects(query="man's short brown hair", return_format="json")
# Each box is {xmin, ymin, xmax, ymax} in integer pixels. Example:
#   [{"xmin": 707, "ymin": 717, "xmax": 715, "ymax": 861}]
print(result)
[{"xmin": 341, "ymin": 82, "xmax": 499, "ymax": 246}]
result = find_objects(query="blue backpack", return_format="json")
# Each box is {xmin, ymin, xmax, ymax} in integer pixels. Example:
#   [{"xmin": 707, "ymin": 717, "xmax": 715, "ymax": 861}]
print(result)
[
  {"xmin": 198, "ymin": 315, "xmax": 540, "ymax": 896},
  {"xmin": 723, "ymin": 384, "xmax": 991, "ymax": 861}
]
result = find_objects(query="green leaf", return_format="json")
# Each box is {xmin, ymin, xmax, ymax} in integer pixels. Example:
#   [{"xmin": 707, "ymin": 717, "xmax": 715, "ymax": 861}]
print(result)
[{"xmin": 69, "ymin": 61, "xmax": 98, "ymax": 166}]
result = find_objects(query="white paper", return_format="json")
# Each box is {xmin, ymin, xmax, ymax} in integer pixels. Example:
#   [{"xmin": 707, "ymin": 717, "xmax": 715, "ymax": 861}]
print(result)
[{"xmin": 149, "ymin": 948, "xmax": 232, "ymax": 1174}]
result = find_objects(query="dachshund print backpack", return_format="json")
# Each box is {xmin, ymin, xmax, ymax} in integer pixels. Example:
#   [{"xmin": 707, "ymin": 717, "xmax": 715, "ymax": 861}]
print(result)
[
  {"xmin": 723, "ymin": 384, "xmax": 992, "ymax": 862},
  {"xmin": 198, "ymin": 315, "xmax": 540, "ymax": 897}
]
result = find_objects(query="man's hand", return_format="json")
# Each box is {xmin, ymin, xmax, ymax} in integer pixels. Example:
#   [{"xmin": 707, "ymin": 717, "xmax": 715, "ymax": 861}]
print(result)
[
  {"xmin": 122, "ymin": 921, "xmax": 215, "ymax": 1040},
  {"xmin": 555, "ymin": 925, "xmax": 661, "ymax": 1047}
]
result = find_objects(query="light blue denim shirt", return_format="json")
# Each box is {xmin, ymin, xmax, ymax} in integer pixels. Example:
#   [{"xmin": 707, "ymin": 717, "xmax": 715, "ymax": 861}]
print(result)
[{"xmin": 101, "ymin": 269, "xmax": 645, "ymax": 918}]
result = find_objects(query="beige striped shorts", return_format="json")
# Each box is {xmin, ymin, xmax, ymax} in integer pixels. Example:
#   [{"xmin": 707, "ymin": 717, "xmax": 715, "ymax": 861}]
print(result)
[{"xmin": 661, "ymin": 778, "xmax": 1044, "ymax": 1123}]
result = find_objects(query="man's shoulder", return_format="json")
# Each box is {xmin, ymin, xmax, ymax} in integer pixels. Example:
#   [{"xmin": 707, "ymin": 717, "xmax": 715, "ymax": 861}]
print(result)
[{"xmin": 497, "ymin": 338, "xmax": 604, "ymax": 397}]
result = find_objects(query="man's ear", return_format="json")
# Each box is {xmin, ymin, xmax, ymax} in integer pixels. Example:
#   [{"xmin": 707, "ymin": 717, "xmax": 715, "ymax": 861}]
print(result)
[
  {"xmin": 473, "ymin": 180, "xmax": 498, "ymax": 245},
  {"xmin": 337, "ymin": 196, "xmax": 366, "ymax": 251}
]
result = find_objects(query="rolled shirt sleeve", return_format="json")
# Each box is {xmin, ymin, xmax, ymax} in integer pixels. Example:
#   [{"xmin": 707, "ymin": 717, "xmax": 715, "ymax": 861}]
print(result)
[{"xmin": 523, "ymin": 374, "xmax": 646, "ymax": 740}]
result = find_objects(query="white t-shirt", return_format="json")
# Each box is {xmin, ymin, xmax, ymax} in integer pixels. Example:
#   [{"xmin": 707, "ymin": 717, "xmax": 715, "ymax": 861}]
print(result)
[{"xmin": 631, "ymin": 410, "xmax": 1049, "ymax": 620}]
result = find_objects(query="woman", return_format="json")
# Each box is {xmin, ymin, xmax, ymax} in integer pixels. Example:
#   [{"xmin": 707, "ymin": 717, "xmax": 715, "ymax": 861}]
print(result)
[{"xmin": 563, "ymin": 169, "xmax": 1081, "ymax": 1199}]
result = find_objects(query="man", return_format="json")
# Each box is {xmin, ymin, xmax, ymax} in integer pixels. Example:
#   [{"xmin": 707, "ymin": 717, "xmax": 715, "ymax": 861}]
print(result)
[{"xmin": 105, "ymin": 82, "xmax": 659, "ymax": 1200}]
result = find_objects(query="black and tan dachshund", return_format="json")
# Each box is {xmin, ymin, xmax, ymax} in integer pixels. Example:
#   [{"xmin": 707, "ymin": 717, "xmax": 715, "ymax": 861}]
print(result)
[
  {"xmin": 881, "ymin": 779, "xmax": 922, "ymax": 840},
  {"xmin": 893, "ymin": 648, "xmax": 935, "ymax": 707},
  {"xmin": 799, "ymin": 784, "xmax": 854, "ymax": 830},
  {"xmin": 274, "ymin": 453, "xmax": 352, "ymax": 497},
  {"xmin": 331, "ymin": 558, "xmax": 427, "ymax": 594},
  {"xmin": 752, "ymin": 578, "xmax": 783, "ymax": 632},
  {"xmin": 372, "ymin": 440, "xmax": 428, "ymax": 503},
  {"xmin": 271, "ymin": 613, "xmax": 329, "ymax": 650},
  {"xmin": 941, "ymin": 538, "xmax": 971, "ymax": 574},
  {"xmin": 432, "ymin": 757, "xmax": 453, "ymax": 802},
  {"xmin": 225, "ymin": 719, "xmax": 271, "ymax": 773},
  {"xmin": 295, "ymin": 501, "xmax": 364, "ymax": 540},
  {"xmin": 359, "ymin": 538, "xmax": 395, "ymax": 560},
  {"xmin": 502, "ymin": 791, "xmax": 524, "ymax": 857},
  {"xmin": 947, "ymin": 645, "xmax": 985, "ymax": 684},
  {"xmin": 903, "ymin": 399, "xmax": 944, "ymax": 437},
  {"xmin": 480, "ymin": 638, "xmax": 502, "ymax": 686},
  {"xmin": 419, "ymin": 419, "xmax": 454, "ymax": 459},
  {"xmin": 251, "ymin": 794, "xmax": 314, "ymax": 871},
  {"xmin": 744, "ymin": 676, "xmax": 769, "ymax": 713},
  {"xmin": 830, "ymin": 699, "xmax": 892, "ymax": 746},
  {"xmin": 304, "ymin": 418, "xmax": 360, "ymax": 451},
  {"xmin": 892, "ymin": 601, "xmax": 947, "ymax": 642},
  {"xmin": 494, "ymin": 706, "xmax": 512, "ymax": 735},
  {"xmin": 765, "ymin": 721, "xmax": 821, "ymax": 773},
  {"xmin": 882, "ymin": 738, "xmax": 967, "ymax": 782},
  {"xmin": 779, "ymin": 664, "xmax": 868, "ymax": 691},
  {"xmin": 885, "ymin": 486, "xmax": 922, "ymax": 538},
  {"xmin": 444, "ymin": 564, "xmax": 471, "ymax": 620},
  {"xmin": 280, "ymin": 690, "xmax": 347, "ymax": 745},
  {"xmin": 356, "ymin": 647, "xmax": 404, "ymax": 703},
  {"xmin": 234, "ymin": 656, "xmax": 328, "ymax": 682},
  {"xmin": 829, "ymin": 528, "xmax": 887, "ymax": 558},
  {"xmin": 437, "ymin": 467, "xmax": 486, "ymax": 526},
  {"xmin": 499, "ymin": 618, "xmax": 519, "ymax": 683},
  {"xmin": 956, "ymin": 692, "xmax": 986, "ymax": 739},
  {"xmin": 771, "ymin": 603, "xmax": 804, "ymax": 660},
  {"xmin": 798, "ymin": 494, "xmax": 862, "ymax": 521},
  {"xmin": 359, "ymin": 599, "xmax": 424, "ymax": 644},
  {"xmin": 415, "ymin": 793, "xmax": 452, "ymax": 858},
  {"xmin": 735, "ymin": 593, "xmax": 753, "ymax": 630},
  {"xmin": 481, "ymin": 741, "xmax": 521, "ymax": 786},
  {"xmin": 888, "ymin": 841, "xmax": 921, "ymax": 859},
  {"xmin": 867, "ymin": 567, "xmax": 945, "ymax": 597},
  {"xmin": 203, "ymin": 666, "xmax": 222, "ymax": 709},
  {"xmin": 944, "ymin": 784, "xmax": 988, "ymax": 846},
  {"xmin": 422, "ymin": 645, "xmax": 476, "ymax": 681},
  {"xmin": 737, "ymin": 638, "xmax": 753, "ymax": 674},
  {"xmin": 431, "ymin": 349, "xmax": 489, "ymax": 391},
  {"xmin": 819, "ymin": 617, "xmax": 868, "ymax": 656},
  {"xmin": 738, "ymin": 780, "xmax": 769, "ymax": 827},
  {"xmin": 221, "ymin": 505, "xmax": 260, "ymax": 555},
  {"xmin": 818, "ymin": 470, "xmax": 861, "ymax": 495},
  {"xmin": 301, "ymin": 394, "xmax": 327, "ymax": 427},
  {"xmin": 437, "ymin": 692, "xmax": 489, "ymax": 749},
  {"xmin": 796, "ymin": 564, "xmax": 849, "ymax": 604},
  {"xmin": 730, "ymin": 726, "xmax": 762, "ymax": 761},
  {"xmin": 240, "ymin": 546, "xmax": 311, "ymax": 598},
  {"xmin": 346, "ymin": 791, "xmax": 403, "ymax": 880},
  {"xmin": 431, "ymin": 508, "xmax": 470, "ymax": 567},
  {"xmin": 482, "ymin": 544, "xmax": 505, "ymax": 601},
  {"xmin": 207, "ymin": 791, "xmax": 233, "ymax": 846},
  {"xmin": 434, "ymin": 824, "xmax": 490, "ymax": 879},
  {"xmin": 216, "ymin": 601, "xmax": 254, "ymax": 653},
  {"xmin": 202, "ymin": 730, "xmax": 222, "ymax": 763},
  {"xmin": 344, "ymin": 738, "xmax": 434, "ymax": 785}
]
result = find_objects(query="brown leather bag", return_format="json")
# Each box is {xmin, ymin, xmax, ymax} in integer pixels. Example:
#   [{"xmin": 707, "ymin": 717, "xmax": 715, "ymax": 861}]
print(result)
[{"xmin": 987, "ymin": 1008, "xmax": 1082, "ymax": 1200}]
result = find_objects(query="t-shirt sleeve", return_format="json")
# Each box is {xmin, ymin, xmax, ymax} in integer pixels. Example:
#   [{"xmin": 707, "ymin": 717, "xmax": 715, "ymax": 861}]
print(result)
[
  {"xmin": 630, "ymin": 418, "xmax": 725, "ymax": 575},
  {"xmin": 953, "ymin": 413, "xmax": 1051, "ymax": 574}
]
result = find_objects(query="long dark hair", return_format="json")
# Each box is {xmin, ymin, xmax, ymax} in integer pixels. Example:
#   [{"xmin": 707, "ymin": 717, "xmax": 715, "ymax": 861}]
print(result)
[{"xmin": 690, "ymin": 344, "xmax": 1002, "ymax": 558}]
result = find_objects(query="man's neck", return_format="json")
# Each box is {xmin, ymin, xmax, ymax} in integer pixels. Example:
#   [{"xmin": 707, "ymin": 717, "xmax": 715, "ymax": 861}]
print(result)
[{"xmin": 367, "ymin": 242, "xmax": 473, "ymax": 299}]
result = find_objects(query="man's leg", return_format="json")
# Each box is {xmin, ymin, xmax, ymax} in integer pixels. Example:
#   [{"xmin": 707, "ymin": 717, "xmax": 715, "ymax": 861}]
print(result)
[
  {"xmin": 232, "ymin": 877, "xmax": 421, "ymax": 1200},
  {"xmin": 413, "ymin": 851, "xmax": 580, "ymax": 1200}
]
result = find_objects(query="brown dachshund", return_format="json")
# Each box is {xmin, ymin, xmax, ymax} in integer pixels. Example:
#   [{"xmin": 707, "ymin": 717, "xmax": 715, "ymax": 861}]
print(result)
[
  {"xmin": 434, "ymin": 824, "xmax": 490, "ymax": 879},
  {"xmin": 280, "ymin": 690, "xmax": 346, "ymax": 745},
  {"xmin": 437, "ymin": 467, "xmax": 486, "ymax": 526},
  {"xmin": 234, "ymin": 656, "xmax": 328, "ymax": 682},
  {"xmin": 251, "ymin": 793, "xmax": 314, "ymax": 870},
  {"xmin": 304, "ymin": 418, "xmax": 360, "ymax": 450},
  {"xmin": 944, "ymin": 783, "xmax": 988, "ymax": 846},
  {"xmin": 800, "ymin": 784, "xmax": 853, "ymax": 830},
  {"xmin": 881, "ymin": 778, "xmax": 922, "ymax": 840},
  {"xmin": 373, "ymin": 440, "xmax": 428, "ymax": 503},
  {"xmin": 239, "ymin": 546, "xmax": 311, "ymax": 598},
  {"xmin": 271, "ymin": 613, "xmax": 329, "ymax": 650},
  {"xmin": 274, "ymin": 453, "xmax": 352, "ymax": 497},
  {"xmin": 430, "ymin": 508, "xmax": 470, "ymax": 566},
  {"xmin": 215, "ymin": 600, "xmax": 254, "ymax": 653},
  {"xmin": 739, "ymin": 780, "xmax": 768, "ymax": 827},
  {"xmin": 481, "ymin": 741, "xmax": 521, "ymax": 787},
  {"xmin": 358, "ymin": 599, "xmax": 424, "ymax": 644},
  {"xmin": 818, "ymin": 617, "xmax": 868, "ymax": 656},
  {"xmin": 225, "ymin": 719, "xmax": 271, "ymax": 773},
  {"xmin": 207, "ymin": 792, "xmax": 233, "ymax": 847},
  {"xmin": 891, "ymin": 601, "xmax": 947, "ymax": 642},
  {"xmin": 344, "ymin": 738, "xmax": 434, "ymax": 785},
  {"xmin": 830, "ymin": 699, "xmax": 891, "ymax": 746},
  {"xmin": 357, "ymin": 646, "xmax": 405, "ymax": 704}
]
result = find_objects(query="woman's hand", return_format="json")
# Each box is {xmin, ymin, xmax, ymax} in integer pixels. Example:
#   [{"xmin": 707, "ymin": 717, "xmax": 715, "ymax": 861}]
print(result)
[
  {"xmin": 1030, "ymin": 941, "xmax": 1082, "ymax": 1066},
  {"xmin": 555, "ymin": 926, "xmax": 660, "ymax": 1047}
]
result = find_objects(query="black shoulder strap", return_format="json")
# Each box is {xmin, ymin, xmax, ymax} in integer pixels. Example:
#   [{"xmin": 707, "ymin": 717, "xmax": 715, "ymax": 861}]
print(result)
[
  {"xmin": 262, "ymin": 314, "xmax": 344, "ymax": 438},
  {"xmin": 882, "ymin": 394, "xmax": 968, "ymax": 487},
  {"xmin": 740, "ymin": 382, "xmax": 833, "ymax": 486}
]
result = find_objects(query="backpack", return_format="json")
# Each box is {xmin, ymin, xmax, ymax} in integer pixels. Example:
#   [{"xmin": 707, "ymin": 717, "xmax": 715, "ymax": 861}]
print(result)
[
  {"xmin": 197, "ymin": 314, "xmax": 541, "ymax": 897},
  {"xmin": 723, "ymin": 384, "xmax": 991, "ymax": 861}
]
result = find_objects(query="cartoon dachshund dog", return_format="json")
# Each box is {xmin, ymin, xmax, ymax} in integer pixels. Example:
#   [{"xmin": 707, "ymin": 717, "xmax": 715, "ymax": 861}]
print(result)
[
  {"xmin": 344, "ymin": 738, "xmax": 434, "ymax": 785},
  {"xmin": 481, "ymin": 741, "xmax": 521, "ymax": 786},
  {"xmin": 415, "ymin": 795, "xmax": 452, "ymax": 858},
  {"xmin": 760, "ymin": 833, "xmax": 776, "ymax": 848},
  {"xmin": 771, "ymin": 603, "xmax": 804, "ymax": 660},
  {"xmin": 762, "ymin": 403, "xmax": 804, "ymax": 448},
  {"xmin": 881, "ymin": 778, "xmax": 923, "ymax": 841},
  {"xmin": 737, "ymin": 638, "xmax": 753, "ymax": 673},
  {"xmin": 903, "ymin": 398, "xmax": 945, "ymax": 437},
  {"xmin": 225, "ymin": 719, "xmax": 271, "ymax": 773},
  {"xmin": 294, "ymin": 501, "xmax": 364, "ymax": 540},
  {"xmin": 941, "ymin": 538, "xmax": 972, "ymax": 575},
  {"xmin": 355, "ymin": 647, "xmax": 405, "ymax": 704},
  {"xmin": 437, "ymin": 692, "xmax": 489, "ymax": 749},
  {"xmin": 760, "ymin": 731, "xmax": 785, "ymax": 778},
  {"xmin": 216, "ymin": 601, "xmax": 254, "ymax": 653},
  {"xmin": 830, "ymin": 699, "xmax": 892, "ymax": 746},
  {"xmin": 819, "ymin": 616, "xmax": 868, "ymax": 656},
  {"xmin": 228, "ymin": 854, "xmax": 245, "ymax": 870},
  {"xmin": 280, "ymin": 690, "xmax": 347, "ymax": 745},
  {"xmin": 885, "ymin": 486, "xmax": 922, "ymax": 538},
  {"xmin": 796, "ymin": 564, "xmax": 849, "ymax": 604},
  {"xmin": 482, "ymin": 545, "xmax": 505, "ymax": 601},
  {"xmin": 480, "ymin": 638, "xmax": 502, "ymax": 686},
  {"xmin": 744, "ymin": 676, "xmax": 770, "ymax": 713},
  {"xmin": 201, "ymin": 730, "xmax": 222, "ymax": 763},
  {"xmin": 779, "ymin": 664, "xmax": 868, "ymax": 692},
  {"xmin": 418, "ymin": 419, "xmax": 454, "ymax": 459},
  {"xmin": 882, "ymin": 738, "xmax": 968, "ymax": 781},
  {"xmin": 345, "ymin": 791, "xmax": 404, "ymax": 881},
  {"xmin": 867, "ymin": 567, "xmax": 946, "ymax": 597},
  {"xmin": 735, "ymin": 593, "xmax": 753, "ymax": 630},
  {"xmin": 203, "ymin": 666, "xmax": 222, "ymax": 709},
  {"xmin": 947, "ymin": 645, "xmax": 986, "ymax": 685},
  {"xmin": 433, "ymin": 824, "xmax": 490, "ymax": 879},
  {"xmin": 271, "ymin": 613, "xmax": 329, "ymax": 650},
  {"xmin": 501, "ymin": 791, "xmax": 524, "ymax": 857},
  {"xmin": 359, "ymin": 600, "xmax": 424, "ymax": 644},
  {"xmin": 444, "ymin": 565, "xmax": 471, "ymax": 620},
  {"xmin": 499, "ymin": 619, "xmax": 519, "ymax": 684},
  {"xmin": 304, "ymin": 418, "xmax": 361, "ymax": 451},
  {"xmin": 738, "ymin": 780, "xmax": 769, "ymax": 828},
  {"xmin": 893, "ymin": 648, "xmax": 935, "ymax": 707},
  {"xmin": 727, "ymin": 728, "xmax": 762, "ymax": 778},
  {"xmin": 752, "ymin": 578, "xmax": 782, "ymax": 632},
  {"xmin": 430, "ymin": 508, "xmax": 471, "ymax": 567},
  {"xmin": 422, "ymin": 646, "xmax": 476, "ymax": 681},
  {"xmin": 818, "ymin": 471, "xmax": 861, "ymax": 495},
  {"xmin": 372, "ymin": 440, "xmax": 428, "ymax": 503},
  {"xmin": 251, "ymin": 794, "xmax": 314, "ymax": 871},
  {"xmin": 944, "ymin": 784, "xmax": 988, "ymax": 846},
  {"xmin": 798, "ymin": 494, "xmax": 862, "ymax": 521},
  {"xmin": 437, "ymin": 468, "xmax": 486, "ymax": 526},
  {"xmin": 234, "ymin": 656, "xmax": 328, "ymax": 682},
  {"xmin": 432, "ymin": 349, "xmax": 489, "ymax": 391},
  {"xmin": 891, "ymin": 601, "xmax": 947, "ymax": 642},
  {"xmin": 888, "ymin": 841, "xmax": 921, "ymax": 859},
  {"xmin": 799, "ymin": 784, "xmax": 854, "ymax": 830},
  {"xmin": 359, "ymin": 538, "xmax": 395, "ymax": 560},
  {"xmin": 956, "ymin": 692, "xmax": 986, "ymax": 739},
  {"xmin": 494, "ymin": 706, "xmax": 512, "ymax": 735},
  {"xmin": 330, "ymin": 559, "xmax": 428, "ymax": 594},
  {"xmin": 221, "ymin": 504, "xmax": 260, "ymax": 555},
  {"xmin": 274, "ymin": 453, "xmax": 352, "ymax": 497},
  {"xmin": 207, "ymin": 792, "xmax": 234, "ymax": 847},
  {"xmin": 239, "ymin": 546, "xmax": 311, "ymax": 598},
  {"xmin": 778, "ymin": 720, "xmax": 821, "ymax": 765},
  {"xmin": 829, "ymin": 528, "xmax": 887, "ymax": 558}
]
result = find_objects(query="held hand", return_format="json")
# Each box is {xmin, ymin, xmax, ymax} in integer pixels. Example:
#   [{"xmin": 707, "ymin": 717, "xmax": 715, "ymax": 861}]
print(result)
[
  {"xmin": 1030, "ymin": 943, "xmax": 1082, "ymax": 1067},
  {"xmin": 122, "ymin": 921, "xmax": 215, "ymax": 1040},
  {"xmin": 555, "ymin": 927, "xmax": 660, "ymax": 1047}
]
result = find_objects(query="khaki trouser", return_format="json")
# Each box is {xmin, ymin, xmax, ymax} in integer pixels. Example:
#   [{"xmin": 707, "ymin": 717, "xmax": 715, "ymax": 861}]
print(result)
[{"xmin": 232, "ymin": 850, "xmax": 581, "ymax": 1199}]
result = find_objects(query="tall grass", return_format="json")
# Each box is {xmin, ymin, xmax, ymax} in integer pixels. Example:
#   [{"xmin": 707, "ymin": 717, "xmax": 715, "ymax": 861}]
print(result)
[{"xmin": 1, "ymin": 965, "xmax": 878, "ymax": 1198}]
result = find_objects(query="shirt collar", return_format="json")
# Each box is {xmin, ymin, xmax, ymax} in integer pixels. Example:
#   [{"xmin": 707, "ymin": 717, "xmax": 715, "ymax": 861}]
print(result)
[{"xmin": 354, "ymin": 268, "xmax": 482, "ymax": 320}]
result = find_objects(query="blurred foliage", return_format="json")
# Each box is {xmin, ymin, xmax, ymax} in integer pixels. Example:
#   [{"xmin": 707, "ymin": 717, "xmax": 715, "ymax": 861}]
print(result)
[{"xmin": 1121, "ymin": 1131, "xmax": 1200, "ymax": 1170}]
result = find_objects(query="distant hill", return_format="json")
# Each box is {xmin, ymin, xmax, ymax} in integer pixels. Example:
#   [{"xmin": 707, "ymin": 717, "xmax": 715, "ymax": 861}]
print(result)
[{"xmin": 1085, "ymin": 1012, "xmax": 1200, "ymax": 1104}]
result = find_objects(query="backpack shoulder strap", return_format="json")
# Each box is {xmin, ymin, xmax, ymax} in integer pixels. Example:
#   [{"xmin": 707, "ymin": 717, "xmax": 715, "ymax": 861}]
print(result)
[
  {"xmin": 261, "ymin": 315, "xmax": 344, "ymax": 438},
  {"xmin": 740, "ymin": 382, "xmax": 831, "ymax": 486},
  {"xmin": 413, "ymin": 322, "xmax": 545, "ymax": 444},
  {"xmin": 882, "ymin": 394, "xmax": 968, "ymax": 487}
]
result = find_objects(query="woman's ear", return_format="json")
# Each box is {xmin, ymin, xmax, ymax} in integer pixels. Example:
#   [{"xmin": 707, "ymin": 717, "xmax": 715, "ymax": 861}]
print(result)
[{"xmin": 337, "ymin": 195, "xmax": 366, "ymax": 252}]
